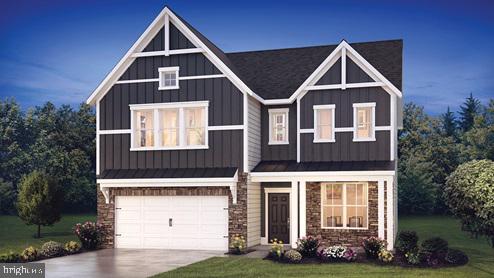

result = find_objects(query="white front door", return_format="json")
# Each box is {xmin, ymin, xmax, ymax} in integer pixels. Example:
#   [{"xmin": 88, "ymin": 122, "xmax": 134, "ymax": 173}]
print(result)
[{"xmin": 115, "ymin": 195, "xmax": 229, "ymax": 251}]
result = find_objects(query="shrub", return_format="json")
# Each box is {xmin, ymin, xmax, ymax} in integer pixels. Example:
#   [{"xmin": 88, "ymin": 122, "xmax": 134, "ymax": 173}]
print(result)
[
  {"xmin": 444, "ymin": 160, "xmax": 494, "ymax": 246},
  {"xmin": 40, "ymin": 241, "xmax": 64, "ymax": 258},
  {"xmin": 342, "ymin": 248, "xmax": 358, "ymax": 262},
  {"xmin": 405, "ymin": 249, "xmax": 421, "ymax": 265},
  {"xmin": 421, "ymin": 237, "xmax": 448, "ymax": 256},
  {"xmin": 0, "ymin": 251, "xmax": 21, "ymax": 263},
  {"xmin": 445, "ymin": 248, "xmax": 469, "ymax": 266},
  {"xmin": 319, "ymin": 245, "xmax": 347, "ymax": 262},
  {"xmin": 269, "ymin": 239, "xmax": 284, "ymax": 259},
  {"xmin": 362, "ymin": 237, "xmax": 387, "ymax": 259},
  {"xmin": 64, "ymin": 241, "xmax": 81, "ymax": 254},
  {"xmin": 396, "ymin": 231, "xmax": 419, "ymax": 254},
  {"xmin": 74, "ymin": 221, "xmax": 103, "ymax": 250},
  {"xmin": 21, "ymin": 246, "xmax": 39, "ymax": 261},
  {"xmin": 378, "ymin": 249, "xmax": 394, "ymax": 263},
  {"xmin": 284, "ymin": 250, "xmax": 302, "ymax": 263},
  {"xmin": 229, "ymin": 234, "xmax": 246, "ymax": 254},
  {"xmin": 296, "ymin": 235, "xmax": 321, "ymax": 258}
]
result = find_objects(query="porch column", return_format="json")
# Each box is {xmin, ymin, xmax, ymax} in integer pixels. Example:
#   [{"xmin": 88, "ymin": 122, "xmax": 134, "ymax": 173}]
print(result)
[
  {"xmin": 377, "ymin": 179, "xmax": 385, "ymax": 240},
  {"xmin": 290, "ymin": 180, "xmax": 299, "ymax": 248},
  {"xmin": 299, "ymin": 180, "xmax": 306, "ymax": 239},
  {"xmin": 386, "ymin": 177, "xmax": 395, "ymax": 250}
]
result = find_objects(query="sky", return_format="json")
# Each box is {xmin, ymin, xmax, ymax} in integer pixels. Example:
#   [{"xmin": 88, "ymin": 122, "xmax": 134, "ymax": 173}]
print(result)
[{"xmin": 0, "ymin": 0, "xmax": 493, "ymax": 115}]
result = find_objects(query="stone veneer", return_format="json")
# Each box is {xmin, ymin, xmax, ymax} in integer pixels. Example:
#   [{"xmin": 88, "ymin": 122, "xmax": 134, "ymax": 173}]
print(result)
[
  {"xmin": 97, "ymin": 173, "xmax": 248, "ymax": 248},
  {"xmin": 306, "ymin": 181, "xmax": 385, "ymax": 247}
]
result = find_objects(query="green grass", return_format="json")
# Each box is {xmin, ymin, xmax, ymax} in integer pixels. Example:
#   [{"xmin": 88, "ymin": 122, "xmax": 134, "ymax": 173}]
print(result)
[
  {"xmin": 155, "ymin": 216, "xmax": 494, "ymax": 278},
  {"xmin": 0, "ymin": 214, "xmax": 96, "ymax": 253}
]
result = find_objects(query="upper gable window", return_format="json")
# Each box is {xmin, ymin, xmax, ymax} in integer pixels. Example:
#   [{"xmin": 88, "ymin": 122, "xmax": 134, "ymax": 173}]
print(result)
[
  {"xmin": 158, "ymin": 67, "xmax": 179, "ymax": 90},
  {"xmin": 268, "ymin": 108, "xmax": 289, "ymax": 145},
  {"xmin": 314, "ymin": 105, "xmax": 335, "ymax": 143},
  {"xmin": 130, "ymin": 101, "xmax": 208, "ymax": 150},
  {"xmin": 353, "ymin": 103, "xmax": 376, "ymax": 141}
]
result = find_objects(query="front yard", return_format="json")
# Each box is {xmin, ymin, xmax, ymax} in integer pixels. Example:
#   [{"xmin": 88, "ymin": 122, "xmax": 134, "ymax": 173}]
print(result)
[
  {"xmin": 154, "ymin": 216, "xmax": 494, "ymax": 278},
  {"xmin": 0, "ymin": 214, "xmax": 96, "ymax": 253}
]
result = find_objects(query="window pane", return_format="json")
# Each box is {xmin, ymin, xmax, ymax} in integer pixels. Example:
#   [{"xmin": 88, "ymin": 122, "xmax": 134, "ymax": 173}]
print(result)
[
  {"xmin": 161, "ymin": 109, "xmax": 178, "ymax": 147},
  {"xmin": 357, "ymin": 107, "xmax": 372, "ymax": 138},
  {"xmin": 316, "ymin": 109, "xmax": 333, "ymax": 140},
  {"xmin": 356, "ymin": 184, "xmax": 366, "ymax": 205},
  {"xmin": 135, "ymin": 111, "xmax": 154, "ymax": 147},
  {"xmin": 271, "ymin": 112, "xmax": 287, "ymax": 142},
  {"xmin": 346, "ymin": 184, "xmax": 357, "ymax": 206},
  {"xmin": 322, "ymin": 206, "xmax": 343, "ymax": 228},
  {"xmin": 185, "ymin": 107, "xmax": 205, "ymax": 146},
  {"xmin": 162, "ymin": 71, "xmax": 177, "ymax": 88},
  {"xmin": 318, "ymin": 110, "xmax": 331, "ymax": 125},
  {"xmin": 319, "ymin": 126, "xmax": 332, "ymax": 140}
]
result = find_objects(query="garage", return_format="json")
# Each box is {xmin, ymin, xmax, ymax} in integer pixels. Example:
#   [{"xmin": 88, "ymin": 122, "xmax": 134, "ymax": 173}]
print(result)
[{"xmin": 114, "ymin": 195, "xmax": 229, "ymax": 251}]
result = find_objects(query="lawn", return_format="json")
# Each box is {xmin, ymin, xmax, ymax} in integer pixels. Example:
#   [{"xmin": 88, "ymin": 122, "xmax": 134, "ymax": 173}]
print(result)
[
  {"xmin": 0, "ymin": 214, "xmax": 96, "ymax": 253},
  {"xmin": 155, "ymin": 216, "xmax": 494, "ymax": 278}
]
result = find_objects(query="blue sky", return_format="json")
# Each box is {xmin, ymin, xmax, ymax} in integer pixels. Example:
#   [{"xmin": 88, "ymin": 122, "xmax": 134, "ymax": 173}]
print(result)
[{"xmin": 0, "ymin": 0, "xmax": 493, "ymax": 114}]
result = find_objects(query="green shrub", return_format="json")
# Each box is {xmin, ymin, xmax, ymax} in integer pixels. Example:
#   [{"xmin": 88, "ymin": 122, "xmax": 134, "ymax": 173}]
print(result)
[
  {"xmin": 284, "ymin": 250, "xmax": 302, "ymax": 263},
  {"xmin": 296, "ymin": 236, "xmax": 321, "ymax": 258},
  {"xmin": 421, "ymin": 237, "xmax": 448, "ymax": 255},
  {"xmin": 405, "ymin": 249, "xmax": 421, "ymax": 265},
  {"xmin": 40, "ymin": 241, "xmax": 64, "ymax": 258},
  {"xmin": 444, "ymin": 160, "xmax": 494, "ymax": 246},
  {"xmin": 362, "ymin": 237, "xmax": 387, "ymax": 259},
  {"xmin": 0, "ymin": 251, "xmax": 21, "ymax": 263},
  {"xmin": 269, "ymin": 239, "xmax": 284, "ymax": 260},
  {"xmin": 378, "ymin": 249, "xmax": 394, "ymax": 263},
  {"xmin": 229, "ymin": 234, "xmax": 246, "ymax": 254},
  {"xmin": 396, "ymin": 231, "xmax": 418, "ymax": 254},
  {"xmin": 445, "ymin": 248, "xmax": 469, "ymax": 265},
  {"xmin": 74, "ymin": 221, "xmax": 104, "ymax": 250},
  {"xmin": 64, "ymin": 241, "xmax": 81, "ymax": 254},
  {"xmin": 318, "ymin": 245, "xmax": 347, "ymax": 262},
  {"xmin": 21, "ymin": 246, "xmax": 39, "ymax": 261}
]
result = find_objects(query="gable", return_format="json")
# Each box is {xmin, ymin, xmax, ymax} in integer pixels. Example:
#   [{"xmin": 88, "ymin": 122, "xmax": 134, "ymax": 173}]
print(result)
[
  {"xmin": 143, "ymin": 23, "xmax": 195, "ymax": 52},
  {"xmin": 315, "ymin": 58, "xmax": 341, "ymax": 85}
]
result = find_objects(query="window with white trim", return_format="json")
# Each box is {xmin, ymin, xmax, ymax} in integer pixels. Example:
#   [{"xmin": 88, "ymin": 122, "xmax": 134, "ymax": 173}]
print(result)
[
  {"xmin": 131, "ymin": 101, "xmax": 208, "ymax": 150},
  {"xmin": 353, "ymin": 103, "xmax": 375, "ymax": 141},
  {"xmin": 321, "ymin": 182, "xmax": 368, "ymax": 229},
  {"xmin": 268, "ymin": 108, "xmax": 289, "ymax": 144},
  {"xmin": 158, "ymin": 67, "xmax": 179, "ymax": 90},
  {"xmin": 314, "ymin": 105, "xmax": 335, "ymax": 143}
]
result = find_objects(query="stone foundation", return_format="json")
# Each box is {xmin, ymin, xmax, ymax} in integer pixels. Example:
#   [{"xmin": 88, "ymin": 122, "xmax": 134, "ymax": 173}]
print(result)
[{"xmin": 97, "ymin": 173, "xmax": 248, "ymax": 248}]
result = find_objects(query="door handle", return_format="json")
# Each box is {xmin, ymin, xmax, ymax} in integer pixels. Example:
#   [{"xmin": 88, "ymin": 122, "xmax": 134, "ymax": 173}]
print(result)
[
  {"xmin": 287, "ymin": 217, "xmax": 290, "ymax": 224},
  {"xmin": 169, "ymin": 218, "xmax": 173, "ymax": 227}
]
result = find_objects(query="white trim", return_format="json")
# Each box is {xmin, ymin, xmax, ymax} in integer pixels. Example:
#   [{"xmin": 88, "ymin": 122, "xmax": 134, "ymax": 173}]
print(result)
[
  {"xmin": 375, "ymin": 126, "xmax": 392, "ymax": 131},
  {"xmin": 390, "ymin": 94, "xmax": 397, "ymax": 161},
  {"xmin": 300, "ymin": 129, "xmax": 314, "ymax": 133},
  {"xmin": 264, "ymin": 187, "xmax": 292, "ymax": 245},
  {"xmin": 243, "ymin": 93, "xmax": 249, "ymax": 173},
  {"xmin": 164, "ymin": 12, "xmax": 170, "ymax": 56},
  {"xmin": 341, "ymin": 47, "xmax": 347, "ymax": 90},
  {"xmin": 115, "ymin": 78, "xmax": 159, "ymax": 84},
  {"xmin": 378, "ymin": 179, "xmax": 385, "ymax": 239},
  {"xmin": 353, "ymin": 102, "xmax": 376, "ymax": 142},
  {"xmin": 98, "ymin": 129, "xmax": 132, "ymax": 135},
  {"xmin": 334, "ymin": 127, "xmax": 354, "ymax": 132},
  {"xmin": 158, "ymin": 66, "xmax": 180, "ymax": 90},
  {"xmin": 290, "ymin": 181, "xmax": 299, "ymax": 247},
  {"xmin": 386, "ymin": 177, "xmax": 394, "ymax": 250},
  {"xmin": 299, "ymin": 180, "xmax": 307, "ymax": 238},
  {"xmin": 129, "ymin": 100, "xmax": 209, "ymax": 110},
  {"xmin": 347, "ymin": 82, "xmax": 385, "ymax": 88},
  {"xmin": 305, "ymin": 82, "xmax": 386, "ymax": 91},
  {"xmin": 299, "ymin": 126, "xmax": 390, "ymax": 134},
  {"xmin": 96, "ymin": 101, "xmax": 100, "ymax": 175},
  {"xmin": 313, "ymin": 104, "xmax": 336, "ymax": 143},
  {"xmin": 130, "ymin": 48, "xmax": 204, "ymax": 58},
  {"xmin": 296, "ymin": 97, "xmax": 301, "ymax": 162},
  {"xmin": 179, "ymin": 74, "xmax": 225, "ymax": 80},
  {"xmin": 306, "ymin": 84, "xmax": 342, "ymax": 91},
  {"xmin": 268, "ymin": 108, "xmax": 289, "ymax": 145},
  {"xmin": 114, "ymin": 74, "xmax": 225, "ymax": 85},
  {"xmin": 251, "ymin": 171, "xmax": 395, "ymax": 183},
  {"xmin": 208, "ymin": 125, "xmax": 244, "ymax": 131}
]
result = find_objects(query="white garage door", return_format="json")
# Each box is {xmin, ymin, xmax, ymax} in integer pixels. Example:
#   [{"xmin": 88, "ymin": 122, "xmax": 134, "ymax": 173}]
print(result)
[{"xmin": 115, "ymin": 195, "xmax": 229, "ymax": 251}]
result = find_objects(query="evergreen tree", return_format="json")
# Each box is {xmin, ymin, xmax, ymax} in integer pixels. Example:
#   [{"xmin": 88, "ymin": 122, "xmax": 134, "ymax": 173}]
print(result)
[
  {"xmin": 459, "ymin": 93, "xmax": 481, "ymax": 132},
  {"xmin": 441, "ymin": 106, "xmax": 457, "ymax": 138}
]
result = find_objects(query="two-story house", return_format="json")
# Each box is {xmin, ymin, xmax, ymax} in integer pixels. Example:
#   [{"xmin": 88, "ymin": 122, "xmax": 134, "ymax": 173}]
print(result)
[{"xmin": 87, "ymin": 6, "xmax": 402, "ymax": 251}]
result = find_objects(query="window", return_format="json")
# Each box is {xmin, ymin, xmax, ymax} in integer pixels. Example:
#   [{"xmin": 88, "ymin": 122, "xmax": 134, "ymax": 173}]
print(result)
[
  {"xmin": 314, "ymin": 105, "xmax": 335, "ymax": 143},
  {"xmin": 158, "ymin": 67, "xmax": 179, "ymax": 90},
  {"xmin": 130, "ymin": 101, "xmax": 208, "ymax": 150},
  {"xmin": 321, "ymin": 183, "xmax": 368, "ymax": 229},
  {"xmin": 353, "ymin": 103, "xmax": 376, "ymax": 141},
  {"xmin": 268, "ymin": 108, "xmax": 289, "ymax": 145}
]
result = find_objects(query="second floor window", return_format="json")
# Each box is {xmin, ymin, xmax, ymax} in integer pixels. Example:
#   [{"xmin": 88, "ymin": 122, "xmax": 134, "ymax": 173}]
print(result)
[
  {"xmin": 353, "ymin": 103, "xmax": 376, "ymax": 141},
  {"xmin": 130, "ymin": 101, "xmax": 208, "ymax": 150},
  {"xmin": 158, "ymin": 67, "xmax": 179, "ymax": 90},
  {"xmin": 268, "ymin": 108, "xmax": 289, "ymax": 145},
  {"xmin": 314, "ymin": 105, "xmax": 335, "ymax": 143}
]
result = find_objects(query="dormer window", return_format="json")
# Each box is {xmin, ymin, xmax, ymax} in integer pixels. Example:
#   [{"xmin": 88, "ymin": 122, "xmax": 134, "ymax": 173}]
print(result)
[
  {"xmin": 158, "ymin": 67, "xmax": 179, "ymax": 90},
  {"xmin": 353, "ymin": 103, "xmax": 376, "ymax": 141},
  {"xmin": 268, "ymin": 108, "xmax": 289, "ymax": 145}
]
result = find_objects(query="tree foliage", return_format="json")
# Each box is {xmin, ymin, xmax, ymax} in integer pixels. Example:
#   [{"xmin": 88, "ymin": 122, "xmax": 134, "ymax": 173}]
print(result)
[
  {"xmin": 459, "ymin": 93, "xmax": 481, "ymax": 132},
  {"xmin": 444, "ymin": 160, "xmax": 494, "ymax": 246},
  {"xmin": 17, "ymin": 171, "xmax": 63, "ymax": 238}
]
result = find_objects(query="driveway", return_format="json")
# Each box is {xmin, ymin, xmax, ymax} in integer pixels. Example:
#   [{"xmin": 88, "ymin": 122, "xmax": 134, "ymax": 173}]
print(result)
[{"xmin": 40, "ymin": 249, "xmax": 224, "ymax": 278}]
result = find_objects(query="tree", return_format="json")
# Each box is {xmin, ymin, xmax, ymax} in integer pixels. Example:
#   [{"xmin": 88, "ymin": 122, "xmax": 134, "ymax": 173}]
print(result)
[
  {"xmin": 17, "ymin": 171, "xmax": 63, "ymax": 238},
  {"xmin": 460, "ymin": 100, "xmax": 494, "ymax": 162},
  {"xmin": 441, "ymin": 106, "xmax": 457, "ymax": 138},
  {"xmin": 459, "ymin": 93, "xmax": 481, "ymax": 132},
  {"xmin": 0, "ymin": 178, "xmax": 16, "ymax": 214},
  {"xmin": 444, "ymin": 160, "xmax": 494, "ymax": 247}
]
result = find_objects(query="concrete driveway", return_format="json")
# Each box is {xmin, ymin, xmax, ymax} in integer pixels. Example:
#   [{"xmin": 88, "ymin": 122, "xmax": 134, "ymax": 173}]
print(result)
[{"xmin": 40, "ymin": 249, "xmax": 224, "ymax": 278}]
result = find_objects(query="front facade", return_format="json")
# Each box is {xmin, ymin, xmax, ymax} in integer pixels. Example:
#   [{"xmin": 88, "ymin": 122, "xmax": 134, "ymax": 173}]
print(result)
[{"xmin": 88, "ymin": 6, "xmax": 402, "ymax": 251}]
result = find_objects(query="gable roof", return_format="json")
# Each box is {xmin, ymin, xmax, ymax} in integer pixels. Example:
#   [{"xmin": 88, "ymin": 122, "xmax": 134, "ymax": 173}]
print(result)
[{"xmin": 226, "ymin": 40, "xmax": 402, "ymax": 100}]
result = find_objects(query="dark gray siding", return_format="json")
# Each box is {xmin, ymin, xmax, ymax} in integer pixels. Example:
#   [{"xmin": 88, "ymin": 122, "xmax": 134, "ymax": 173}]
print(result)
[
  {"xmin": 142, "ymin": 23, "xmax": 194, "ymax": 52},
  {"xmin": 316, "ymin": 58, "xmax": 341, "ymax": 85},
  {"xmin": 346, "ymin": 58, "xmax": 373, "ymax": 83},
  {"xmin": 299, "ymin": 87, "xmax": 390, "ymax": 162},
  {"xmin": 261, "ymin": 103, "xmax": 297, "ymax": 161},
  {"xmin": 260, "ymin": 182, "xmax": 291, "ymax": 237}
]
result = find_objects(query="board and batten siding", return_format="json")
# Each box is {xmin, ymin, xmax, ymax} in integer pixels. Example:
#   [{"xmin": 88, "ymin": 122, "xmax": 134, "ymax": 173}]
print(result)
[
  {"xmin": 248, "ymin": 96, "xmax": 261, "ymax": 170},
  {"xmin": 143, "ymin": 23, "xmax": 195, "ymax": 52},
  {"xmin": 247, "ymin": 177, "xmax": 261, "ymax": 247}
]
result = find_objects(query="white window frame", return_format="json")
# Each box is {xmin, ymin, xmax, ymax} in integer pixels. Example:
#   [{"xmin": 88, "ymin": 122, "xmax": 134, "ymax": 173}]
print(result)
[
  {"xmin": 321, "ymin": 182, "xmax": 369, "ymax": 230},
  {"xmin": 313, "ymin": 104, "xmax": 336, "ymax": 143},
  {"xmin": 353, "ymin": 102, "xmax": 376, "ymax": 142},
  {"xmin": 158, "ymin": 66, "xmax": 180, "ymax": 90},
  {"xmin": 268, "ymin": 108, "xmax": 289, "ymax": 145},
  {"xmin": 130, "ymin": 101, "xmax": 208, "ymax": 151}
]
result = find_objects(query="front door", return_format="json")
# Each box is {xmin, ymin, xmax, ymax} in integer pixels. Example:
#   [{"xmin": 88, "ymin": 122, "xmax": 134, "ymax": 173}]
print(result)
[{"xmin": 268, "ymin": 193, "xmax": 290, "ymax": 243}]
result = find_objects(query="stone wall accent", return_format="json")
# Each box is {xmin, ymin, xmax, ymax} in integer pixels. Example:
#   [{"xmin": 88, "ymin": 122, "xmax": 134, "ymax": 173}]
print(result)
[
  {"xmin": 97, "ymin": 173, "xmax": 248, "ymax": 248},
  {"xmin": 306, "ymin": 182, "xmax": 383, "ymax": 247}
]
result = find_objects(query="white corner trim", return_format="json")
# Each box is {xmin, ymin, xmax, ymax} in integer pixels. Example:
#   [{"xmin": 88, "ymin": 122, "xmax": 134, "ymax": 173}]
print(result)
[
  {"xmin": 96, "ymin": 101, "xmax": 100, "ymax": 175},
  {"xmin": 268, "ymin": 108, "xmax": 289, "ymax": 145},
  {"xmin": 243, "ymin": 93, "xmax": 249, "ymax": 173},
  {"xmin": 377, "ymin": 179, "xmax": 385, "ymax": 239},
  {"xmin": 299, "ymin": 180, "xmax": 307, "ymax": 238},
  {"xmin": 386, "ymin": 177, "xmax": 394, "ymax": 250},
  {"xmin": 290, "ymin": 181, "xmax": 299, "ymax": 248}
]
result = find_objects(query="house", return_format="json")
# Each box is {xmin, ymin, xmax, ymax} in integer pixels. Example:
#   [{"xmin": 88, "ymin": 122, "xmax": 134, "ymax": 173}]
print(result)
[{"xmin": 86, "ymin": 6, "xmax": 402, "ymax": 252}]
